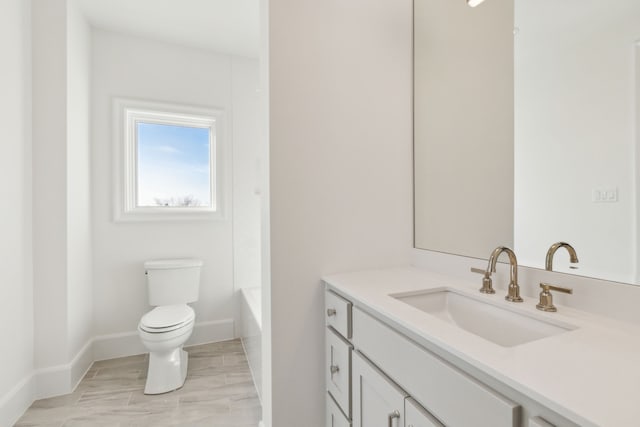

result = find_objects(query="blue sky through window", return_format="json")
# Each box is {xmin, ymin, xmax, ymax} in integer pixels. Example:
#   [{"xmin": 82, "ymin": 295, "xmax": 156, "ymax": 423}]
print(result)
[{"xmin": 137, "ymin": 122, "xmax": 212, "ymax": 207}]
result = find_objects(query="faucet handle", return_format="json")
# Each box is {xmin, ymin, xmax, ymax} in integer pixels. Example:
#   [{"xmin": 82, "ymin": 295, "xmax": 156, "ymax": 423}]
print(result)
[
  {"xmin": 470, "ymin": 268, "xmax": 496, "ymax": 294},
  {"xmin": 536, "ymin": 282, "xmax": 573, "ymax": 312}
]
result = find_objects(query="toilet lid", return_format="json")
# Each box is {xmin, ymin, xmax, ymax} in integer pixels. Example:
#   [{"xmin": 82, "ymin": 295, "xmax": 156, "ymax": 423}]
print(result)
[{"xmin": 140, "ymin": 305, "xmax": 195, "ymax": 332}]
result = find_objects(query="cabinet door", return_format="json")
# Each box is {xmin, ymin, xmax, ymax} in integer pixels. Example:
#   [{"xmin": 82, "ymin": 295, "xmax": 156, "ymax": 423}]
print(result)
[
  {"xmin": 326, "ymin": 327, "xmax": 352, "ymax": 416},
  {"xmin": 327, "ymin": 392, "xmax": 351, "ymax": 427},
  {"xmin": 405, "ymin": 398, "xmax": 444, "ymax": 427},
  {"xmin": 352, "ymin": 351, "xmax": 407, "ymax": 427}
]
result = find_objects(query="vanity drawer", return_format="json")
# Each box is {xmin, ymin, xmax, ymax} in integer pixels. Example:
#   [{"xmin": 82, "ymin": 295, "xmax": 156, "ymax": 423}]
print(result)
[
  {"xmin": 353, "ymin": 308, "xmax": 520, "ymax": 427},
  {"xmin": 326, "ymin": 327, "xmax": 352, "ymax": 417},
  {"xmin": 327, "ymin": 392, "xmax": 351, "ymax": 427},
  {"xmin": 325, "ymin": 290, "xmax": 352, "ymax": 339},
  {"xmin": 406, "ymin": 398, "xmax": 444, "ymax": 427}
]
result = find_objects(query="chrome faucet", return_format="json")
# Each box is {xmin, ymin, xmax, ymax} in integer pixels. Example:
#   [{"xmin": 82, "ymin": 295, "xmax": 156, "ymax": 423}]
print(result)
[
  {"xmin": 545, "ymin": 242, "xmax": 579, "ymax": 271},
  {"xmin": 487, "ymin": 246, "xmax": 523, "ymax": 302}
]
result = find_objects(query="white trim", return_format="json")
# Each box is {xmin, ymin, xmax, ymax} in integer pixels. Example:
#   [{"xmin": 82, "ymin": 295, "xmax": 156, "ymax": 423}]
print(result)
[
  {"xmin": 34, "ymin": 338, "xmax": 94, "ymax": 399},
  {"xmin": 93, "ymin": 318, "xmax": 235, "ymax": 361},
  {"xmin": 93, "ymin": 330, "xmax": 146, "ymax": 362},
  {"xmin": 112, "ymin": 98, "xmax": 228, "ymax": 222},
  {"xmin": 240, "ymin": 287, "xmax": 262, "ymax": 403},
  {"xmin": 34, "ymin": 365, "xmax": 72, "ymax": 400},
  {"xmin": 70, "ymin": 340, "xmax": 95, "ymax": 395},
  {"xmin": 0, "ymin": 339, "xmax": 93, "ymax": 425},
  {"xmin": 0, "ymin": 319, "xmax": 236, "ymax": 424},
  {"xmin": 0, "ymin": 374, "xmax": 35, "ymax": 427}
]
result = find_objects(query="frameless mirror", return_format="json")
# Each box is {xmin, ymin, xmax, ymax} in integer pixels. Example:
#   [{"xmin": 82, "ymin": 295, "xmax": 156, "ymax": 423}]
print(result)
[
  {"xmin": 414, "ymin": 0, "xmax": 514, "ymax": 258},
  {"xmin": 414, "ymin": 0, "xmax": 640, "ymax": 285}
]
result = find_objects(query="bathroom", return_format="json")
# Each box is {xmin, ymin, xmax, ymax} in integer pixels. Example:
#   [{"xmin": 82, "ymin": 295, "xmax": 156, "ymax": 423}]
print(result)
[
  {"xmin": 2, "ymin": 0, "xmax": 640, "ymax": 426},
  {"xmin": 3, "ymin": 0, "xmax": 265, "ymax": 425}
]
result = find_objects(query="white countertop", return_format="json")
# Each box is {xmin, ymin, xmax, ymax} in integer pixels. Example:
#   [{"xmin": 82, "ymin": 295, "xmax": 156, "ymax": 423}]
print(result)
[{"xmin": 323, "ymin": 267, "xmax": 640, "ymax": 427}]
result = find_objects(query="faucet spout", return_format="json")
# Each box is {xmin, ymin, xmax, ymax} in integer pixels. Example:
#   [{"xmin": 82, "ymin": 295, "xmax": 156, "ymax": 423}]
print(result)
[
  {"xmin": 487, "ymin": 246, "xmax": 523, "ymax": 302},
  {"xmin": 545, "ymin": 242, "xmax": 579, "ymax": 271}
]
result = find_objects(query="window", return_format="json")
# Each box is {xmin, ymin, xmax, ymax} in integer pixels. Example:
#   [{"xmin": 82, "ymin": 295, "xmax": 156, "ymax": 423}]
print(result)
[{"xmin": 114, "ymin": 99, "xmax": 226, "ymax": 221}]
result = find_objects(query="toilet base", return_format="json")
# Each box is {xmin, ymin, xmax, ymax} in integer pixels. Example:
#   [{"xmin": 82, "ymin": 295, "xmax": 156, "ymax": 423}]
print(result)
[{"xmin": 144, "ymin": 347, "xmax": 189, "ymax": 394}]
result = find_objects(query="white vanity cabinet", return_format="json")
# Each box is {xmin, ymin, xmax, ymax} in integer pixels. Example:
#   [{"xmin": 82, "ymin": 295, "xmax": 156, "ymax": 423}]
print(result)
[
  {"xmin": 326, "ymin": 290, "xmax": 443, "ymax": 427},
  {"xmin": 352, "ymin": 351, "xmax": 407, "ymax": 427},
  {"xmin": 325, "ymin": 287, "xmax": 576, "ymax": 427},
  {"xmin": 325, "ymin": 290, "xmax": 353, "ymax": 425},
  {"xmin": 326, "ymin": 290, "xmax": 352, "ymax": 339},
  {"xmin": 326, "ymin": 327, "xmax": 352, "ymax": 416},
  {"xmin": 353, "ymin": 307, "xmax": 520, "ymax": 427},
  {"xmin": 327, "ymin": 393, "xmax": 351, "ymax": 427},
  {"xmin": 528, "ymin": 417, "xmax": 555, "ymax": 427},
  {"xmin": 352, "ymin": 351, "xmax": 445, "ymax": 427},
  {"xmin": 406, "ymin": 398, "xmax": 444, "ymax": 427}
]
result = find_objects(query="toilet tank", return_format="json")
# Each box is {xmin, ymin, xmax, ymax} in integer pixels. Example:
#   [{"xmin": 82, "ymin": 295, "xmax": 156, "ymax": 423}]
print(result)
[{"xmin": 144, "ymin": 258, "xmax": 203, "ymax": 306}]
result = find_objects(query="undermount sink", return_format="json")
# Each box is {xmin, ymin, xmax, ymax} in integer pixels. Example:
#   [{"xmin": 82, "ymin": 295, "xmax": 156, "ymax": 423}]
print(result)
[{"xmin": 391, "ymin": 288, "xmax": 577, "ymax": 347}]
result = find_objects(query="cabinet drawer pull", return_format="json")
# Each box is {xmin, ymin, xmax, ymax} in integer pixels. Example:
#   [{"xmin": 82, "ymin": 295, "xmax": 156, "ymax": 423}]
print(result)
[
  {"xmin": 327, "ymin": 308, "xmax": 337, "ymax": 316},
  {"xmin": 330, "ymin": 364, "xmax": 340, "ymax": 374},
  {"xmin": 388, "ymin": 410, "xmax": 400, "ymax": 427}
]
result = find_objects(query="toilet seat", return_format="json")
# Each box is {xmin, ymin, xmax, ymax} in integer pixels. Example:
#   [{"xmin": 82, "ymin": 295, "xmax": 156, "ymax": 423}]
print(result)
[{"xmin": 140, "ymin": 305, "xmax": 195, "ymax": 333}]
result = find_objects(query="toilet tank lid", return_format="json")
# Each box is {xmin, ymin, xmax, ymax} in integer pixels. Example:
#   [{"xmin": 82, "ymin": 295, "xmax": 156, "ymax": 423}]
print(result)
[{"xmin": 144, "ymin": 258, "xmax": 203, "ymax": 270}]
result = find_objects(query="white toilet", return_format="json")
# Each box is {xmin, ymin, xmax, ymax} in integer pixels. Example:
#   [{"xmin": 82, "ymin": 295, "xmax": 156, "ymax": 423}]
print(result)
[{"xmin": 138, "ymin": 258, "xmax": 203, "ymax": 394}]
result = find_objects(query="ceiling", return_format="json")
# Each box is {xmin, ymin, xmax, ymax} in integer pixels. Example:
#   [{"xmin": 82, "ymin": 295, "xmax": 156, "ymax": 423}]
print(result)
[{"xmin": 75, "ymin": 0, "xmax": 260, "ymax": 58}]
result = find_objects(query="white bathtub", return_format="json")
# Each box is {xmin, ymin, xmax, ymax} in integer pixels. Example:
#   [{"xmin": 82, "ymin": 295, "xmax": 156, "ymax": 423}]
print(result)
[{"xmin": 240, "ymin": 287, "xmax": 262, "ymax": 401}]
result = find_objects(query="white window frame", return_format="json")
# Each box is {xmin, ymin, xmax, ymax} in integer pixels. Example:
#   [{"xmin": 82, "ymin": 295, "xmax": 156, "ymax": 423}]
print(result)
[{"xmin": 113, "ymin": 98, "xmax": 227, "ymax": 222}]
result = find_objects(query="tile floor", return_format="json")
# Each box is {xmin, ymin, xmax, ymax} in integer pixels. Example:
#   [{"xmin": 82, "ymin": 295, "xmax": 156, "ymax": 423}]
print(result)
[{"xmin": 14, "ymin": 339, "xmax": 262, "ymax": 427}]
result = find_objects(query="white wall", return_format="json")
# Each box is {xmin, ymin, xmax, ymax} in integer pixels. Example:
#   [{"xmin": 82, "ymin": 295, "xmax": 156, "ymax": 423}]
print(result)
[
  {"xmin": 232, "ymin": 56, "xmax": 262, "ymax": 292},
  {"xmin": 66, "ymin": 0, "xmax": 93, "ymax": 368},
  {"xmin": 515, "ymin": 2, "xmax": 640, "ymax": 282},
  {"xmin": 32, "ymin": 0, "xmax": 94, "ymax": 395},
  {"xmin": 0, "ymin": 0, "xmax": 34, "ymax": 424},
  {"xmin": 91, "ymin": 30, "xmax": 260, "ymax": 354},
  {"xmin": 268, "ymin": 0, "xmax": 413, "ymax": 425},
  {"xmin": 32, "ymin": 0, "xmax": 69, "ymax": 372},
  {"xmin": 258, "ymin": 0, "xmax": 271, "ymax": 423}
]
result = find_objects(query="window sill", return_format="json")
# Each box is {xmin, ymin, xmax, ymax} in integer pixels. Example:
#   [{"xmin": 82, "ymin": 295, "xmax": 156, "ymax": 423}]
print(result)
[{"xmin": 114, "ymin": 207, "xmax": 225, "ymax": 223}]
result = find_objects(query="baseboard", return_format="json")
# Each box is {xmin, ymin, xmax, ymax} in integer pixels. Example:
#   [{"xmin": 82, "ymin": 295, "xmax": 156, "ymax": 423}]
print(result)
[
  {"xmin": 1, "ymin": 320, "xmax": 235, "ymax": 424},
  {"xmin": 188, "ymin": 319, "xmax": 235, "ymax": 348},
  {"xmin": 70, "ymin": 340, "xmax": 95, "ymax": 389},
  {"xmin": 92, "ymin": 330, "xmax": 146, "ymax": 361},
  {"xmin": 34, "ymin": 365, "xmax": 70, "ymax": 400},
  {"xmin": 35, "ymin": 338, "xmax": 94, "ymax": 399},
  {"xmin": 93, "ymin": 318, "xmax": 235, "ymax": 361},
  {"xmin": 0, "ymin": 338, "xmax": 94, "ymax": 425},
  {"xmin": 0, "ymin": 374, "xmax": 35, "ymax": 427}
]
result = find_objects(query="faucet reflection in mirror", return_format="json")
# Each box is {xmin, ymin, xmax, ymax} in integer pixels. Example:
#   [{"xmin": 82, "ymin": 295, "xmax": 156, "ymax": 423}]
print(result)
[{"xmin": 545, "ymin": 242, "xmax": 579, "ymax": 272}]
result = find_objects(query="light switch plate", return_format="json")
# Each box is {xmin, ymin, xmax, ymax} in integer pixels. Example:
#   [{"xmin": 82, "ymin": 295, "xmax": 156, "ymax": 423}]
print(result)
[{"xmin": 592, "ymin": 187, "xmax": 618, "ymax": 203}]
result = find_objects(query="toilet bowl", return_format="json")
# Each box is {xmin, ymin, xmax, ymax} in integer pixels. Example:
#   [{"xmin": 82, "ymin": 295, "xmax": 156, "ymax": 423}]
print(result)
[
  {"xmin": 138, "ymin": 259, "xmax": 202, "ymax": 394},
  {"xmin": 138, "ymin": 304, "xmax": 195, "ymax": 394}
]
